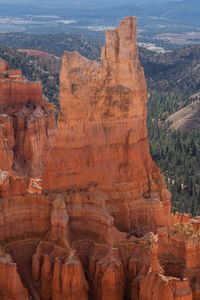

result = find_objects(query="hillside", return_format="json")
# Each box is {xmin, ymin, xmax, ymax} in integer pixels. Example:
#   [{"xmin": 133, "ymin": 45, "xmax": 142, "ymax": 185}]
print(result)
[
  {"xmin": 139, "ymin": 45, "xmax": 200, "ymax": 125},
  {"xmin": 0, "ymin": 32, "xmax": 102, "ymax": 59},
  {"xmin": 165, "ymin": 93, "xmax": 200, "ymax": 131},
  {"xmin": 141, "ymin": 45, "xmax": 200, "ymax": 95}
]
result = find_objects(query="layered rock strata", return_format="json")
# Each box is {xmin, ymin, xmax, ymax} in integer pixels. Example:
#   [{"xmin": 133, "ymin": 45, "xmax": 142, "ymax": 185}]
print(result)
[
  {"xmin": 0, "ymin": 62, "xmax": 56, "ymax": 198},
  {"xmin": 43, "ymin": 16, "xmax": 171, "ymax": 235},
  {"xmin": 0, "ymin": 16, "xmax": 198, "ymax": 300}
]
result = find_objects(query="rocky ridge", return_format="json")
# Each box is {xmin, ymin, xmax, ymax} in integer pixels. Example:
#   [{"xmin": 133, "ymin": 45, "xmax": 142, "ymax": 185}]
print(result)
[
  {"xmin": 17, "ymin": 49, "xmax": 61, "ymax": 75},
  {"xmin": 0, "ymin": 16, "xmax": 199, "ymax": 300}
]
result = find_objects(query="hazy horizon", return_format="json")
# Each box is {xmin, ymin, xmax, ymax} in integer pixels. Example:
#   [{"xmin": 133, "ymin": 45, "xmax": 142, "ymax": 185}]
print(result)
[{"xmin": 0, "ymin": 0, "xmax": 183, "ymax": 8}]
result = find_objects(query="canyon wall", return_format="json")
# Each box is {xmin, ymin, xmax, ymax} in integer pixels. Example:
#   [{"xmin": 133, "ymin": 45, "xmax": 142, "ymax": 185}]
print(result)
[
  {"xmin": 0, "ymin": 16, "xmax": 199, "ymax": 300},
  {"xmin": 0, "ymin": 81, "xmax": 43, "ymax": 105}
]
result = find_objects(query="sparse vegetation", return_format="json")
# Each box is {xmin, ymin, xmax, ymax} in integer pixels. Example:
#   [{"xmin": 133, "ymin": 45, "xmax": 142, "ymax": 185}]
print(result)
[{"xmin": 143, "ymin": 45, "xmax": 200, "ymax": 215}]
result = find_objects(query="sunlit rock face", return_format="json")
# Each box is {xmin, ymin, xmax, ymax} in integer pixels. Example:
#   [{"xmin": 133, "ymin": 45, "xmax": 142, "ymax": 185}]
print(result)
[
  {"xmin": 0, "ymin": 17, "xmax": 198, "ymax": 300},
  {"xmin": 43, "ymin": 16, "xmax": 171, "ymax": 235}
]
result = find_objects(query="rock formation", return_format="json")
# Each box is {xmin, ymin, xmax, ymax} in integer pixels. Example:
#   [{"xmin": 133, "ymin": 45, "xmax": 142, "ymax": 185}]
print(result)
[
  {"xmin": 0, "ymin": 16, "xmax": 199, "ymax": 299},
  {"xmin": 43, "ymin": 16, "xmax": 171, "ymax": 236}
]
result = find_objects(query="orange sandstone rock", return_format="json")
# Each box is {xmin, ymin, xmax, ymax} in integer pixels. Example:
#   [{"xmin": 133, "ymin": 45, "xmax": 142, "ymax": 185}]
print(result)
[
  {"xmin": 0, "ymin": 16, "xmax": 200, "ymax": 300},
  {"xmin": 43, "ymin": 16, "xmax": 171, "ymax": 235},
  {"xmin": 0, "ymin": 59, "xmax": 8, "ymax": 73},
  {"xmin": 89, "ymin": 247, "xmax": 124, "ymax": 300},
  {"xmin": 140, "ymin": 274, "xmax": 192, "ymax": 300},
  {"xmin": 0, "ymin": 248, "xmax": 29, "ymax": 300},
  {"xmin": 0, "ymin": 80, "xmax": 43, "ymax": 105},
  {"xmin": 0, "ymin": 62, "xmax": 57, "ymax": 197}
]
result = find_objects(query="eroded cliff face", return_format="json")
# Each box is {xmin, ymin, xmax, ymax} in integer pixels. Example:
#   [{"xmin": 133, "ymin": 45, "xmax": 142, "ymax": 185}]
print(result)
[
  {"xmin": 0, "ymin": 61, "xmax": 56, "ymax": 197},
  {"xmin": 0, "ymin": 16, "xmax": 198, "ymax": 300},
  {"xmin": 43, "ymin": 16, "xmax": 171, "ymax": 235}
]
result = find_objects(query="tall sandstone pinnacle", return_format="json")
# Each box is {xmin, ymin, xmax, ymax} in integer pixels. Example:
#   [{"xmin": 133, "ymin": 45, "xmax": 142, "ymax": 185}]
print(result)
[
  {"xmin": 43, "ymin": 16, "xmax": 171, "ymax": 235},
  {"xmin": 0, "ymin": 16, "xmax": 200, "ymax": 300}
]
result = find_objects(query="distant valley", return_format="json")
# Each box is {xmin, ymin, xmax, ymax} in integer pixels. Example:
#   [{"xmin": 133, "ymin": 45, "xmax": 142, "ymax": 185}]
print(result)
[{"xmin": 0, "ymin": 0, "xmax": 200, "ymax": 49}]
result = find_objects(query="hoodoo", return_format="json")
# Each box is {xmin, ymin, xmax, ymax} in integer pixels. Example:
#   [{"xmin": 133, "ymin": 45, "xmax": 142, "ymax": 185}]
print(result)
[
  {"xmin": 43, "ymin": 16, "xmax": 171, "ymax": 235},
  {"xmin": 0, "ymin": 16, "xmax": 199, "ymax": 299}
]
